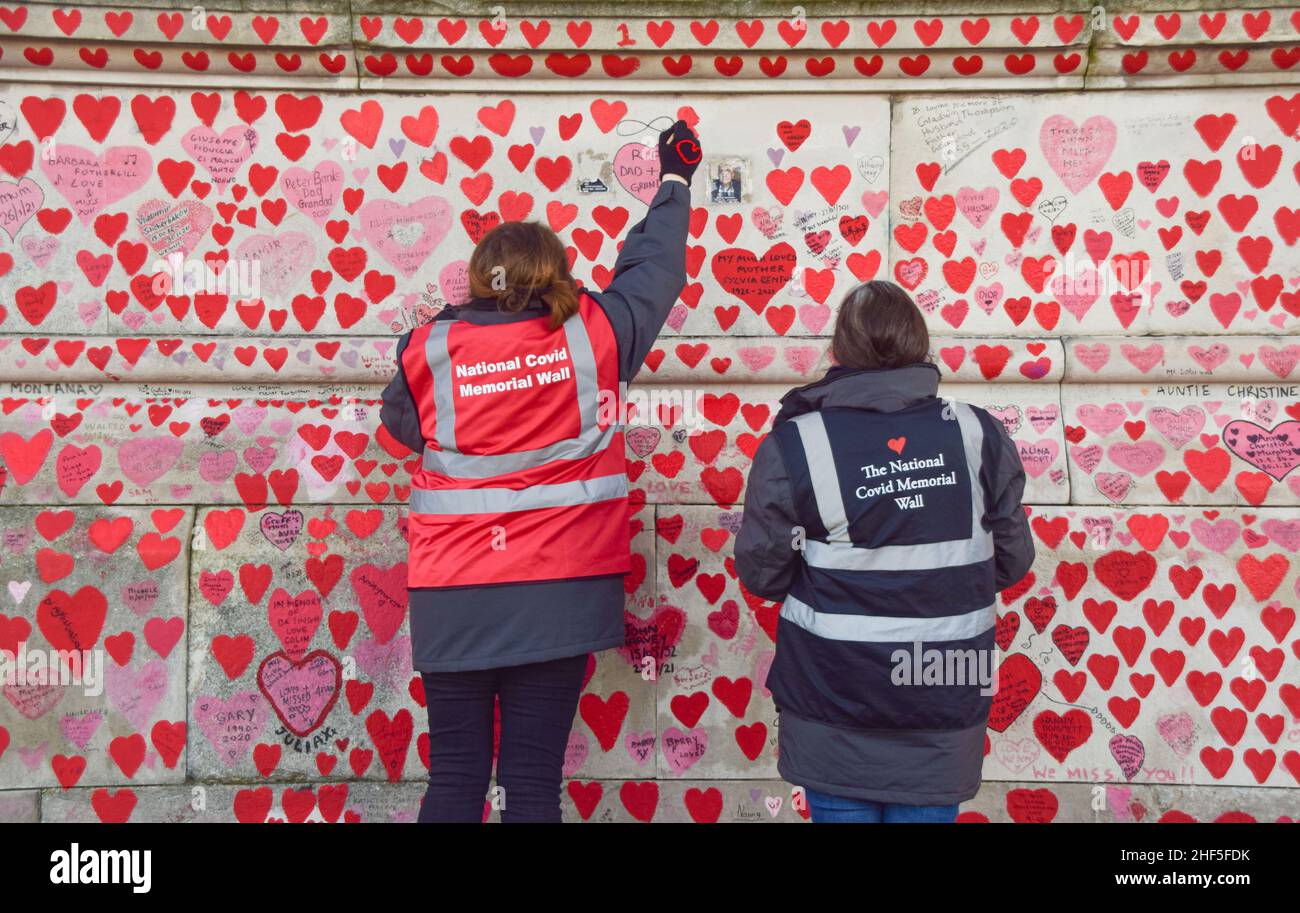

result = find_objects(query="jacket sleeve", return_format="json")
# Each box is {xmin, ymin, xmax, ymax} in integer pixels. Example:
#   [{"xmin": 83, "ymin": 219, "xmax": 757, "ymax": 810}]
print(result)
[
  {"xmin": 591, "ymin": 178, "xmax": 691, "ymax": 382},
  {"xmin": 735, "ymin": 435, "xmax": 802, "ymax": 602},
  {"xmin": 378, "ymin": 332, "xmax": 425, "ymax": 455},
  {"xmin": 983, "ymin": 416, "xmax": 1035, "ymax": 590}
]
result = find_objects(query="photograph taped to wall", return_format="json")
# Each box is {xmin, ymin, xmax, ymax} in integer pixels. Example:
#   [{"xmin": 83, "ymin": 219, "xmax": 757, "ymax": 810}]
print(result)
[{"xmin": 705, "ymin": 156, "xmax": 750, "ymax": 204}]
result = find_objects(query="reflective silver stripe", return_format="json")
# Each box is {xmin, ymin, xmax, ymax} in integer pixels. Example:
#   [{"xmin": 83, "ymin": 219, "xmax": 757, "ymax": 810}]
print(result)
[
  {"xmin": 563, "ymin": 312, "xmax": 600, "ymax": 429},
  {"xmin": 780, "ymin": 593, "xmax": 996, "ymax": 643},
  {"xmin": 804, "ymin": 535, "xmax": 993, "ymax": 571},
  {"xmin": 793, "ymin": 412, "xmax": 850, "ymax": 541},
  {"xmin": 422, "ymin": 312, "xmax": 611, "ymax": 478},
  {"xmin": 951, "ymin": 402, "xmax": 987, "ymax": 538},
  {"xmin": 801, "ymin": 400, "xmax": 993, "ymax": 572},
  {"xmin": 425, "ymin": 321, "xmax": 457, "ymax": 453},
  {"xmin": 409, "ymin": 472, "xmax": 626, "ymax": 515},
  {"xmin": 423, "ymin": 423, "xmax": 618, "ymax": 479}
]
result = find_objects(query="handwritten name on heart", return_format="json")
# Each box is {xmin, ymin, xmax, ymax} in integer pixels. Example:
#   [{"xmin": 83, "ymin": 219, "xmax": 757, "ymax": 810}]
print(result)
[
  {"xmin": 40, "ymin": 145, "xmax": 152, "ymax": 223},
  {"xmin": 355, "ymin": 196, "xmax": 453, "ymax": 277}
]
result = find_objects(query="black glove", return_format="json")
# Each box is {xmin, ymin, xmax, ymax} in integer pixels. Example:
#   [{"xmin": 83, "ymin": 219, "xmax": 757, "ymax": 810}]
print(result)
[{"xmin": 658, "ymin": 119, "xmax": 702, "ymax": 184}]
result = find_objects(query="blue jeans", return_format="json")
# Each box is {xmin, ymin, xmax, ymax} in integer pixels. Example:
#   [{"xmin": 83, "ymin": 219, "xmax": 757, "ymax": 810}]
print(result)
[{"xmin": 803, "ymin": 788, "xmax": 959, "ymax": 823}]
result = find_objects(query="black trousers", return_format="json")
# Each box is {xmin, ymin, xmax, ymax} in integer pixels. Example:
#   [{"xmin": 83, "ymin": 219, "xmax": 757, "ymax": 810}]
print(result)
[{"xmin": 418, "ymin": 653, "xmax": 587, "ymax": 823}]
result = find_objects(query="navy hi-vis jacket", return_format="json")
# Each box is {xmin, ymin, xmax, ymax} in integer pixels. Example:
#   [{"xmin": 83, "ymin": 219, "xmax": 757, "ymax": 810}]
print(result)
[{"xmin": 736, "ymin": 363, "xmax": 1035, "ymax": 806}]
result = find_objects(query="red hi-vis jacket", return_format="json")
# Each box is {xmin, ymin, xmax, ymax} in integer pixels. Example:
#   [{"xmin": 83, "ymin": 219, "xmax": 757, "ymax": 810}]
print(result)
[{"xmin": 399, "ymin": 293, "xmax": 630, "ymax": 588}]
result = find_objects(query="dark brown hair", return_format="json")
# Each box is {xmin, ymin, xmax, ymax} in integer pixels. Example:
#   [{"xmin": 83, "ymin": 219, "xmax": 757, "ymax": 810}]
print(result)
[
  {"xmin": 830, "ymin": 280, "xmax": 931, "ymax": 370},
  {"xmin": 466, "ymin": 221, "xmax": 580, "ymax": 329}
]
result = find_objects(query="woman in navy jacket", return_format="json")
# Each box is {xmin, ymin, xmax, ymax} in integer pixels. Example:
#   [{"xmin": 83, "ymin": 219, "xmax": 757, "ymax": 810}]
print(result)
[{"xmin": 736, "ymin": 281, "xmax": 1035, "ymax": 823}]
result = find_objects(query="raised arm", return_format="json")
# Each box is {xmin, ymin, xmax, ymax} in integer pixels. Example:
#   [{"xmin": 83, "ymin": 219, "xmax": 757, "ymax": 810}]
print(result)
[{"xmin": 592, "ymin": 120, "xmax": 700, "ymax": 381}]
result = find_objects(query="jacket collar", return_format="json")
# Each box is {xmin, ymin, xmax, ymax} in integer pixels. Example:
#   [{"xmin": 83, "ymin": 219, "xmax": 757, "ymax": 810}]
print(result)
[
  {"xmin": 443, "ymin": 288, "xmax": 587, "ymax": 324},
  {"xmin": 440, "ymin": 294, "xmax": 548, "ymax": 325},
  {"xmin": 774, "ymin": 362, "xmax": 942, "ymax": 425}
]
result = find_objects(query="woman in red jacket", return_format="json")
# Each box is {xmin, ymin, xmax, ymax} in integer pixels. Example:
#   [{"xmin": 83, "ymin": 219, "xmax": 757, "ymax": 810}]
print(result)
[{"xmin": 379, "ymin": 120, "xmax": 700, "ymax": 822}]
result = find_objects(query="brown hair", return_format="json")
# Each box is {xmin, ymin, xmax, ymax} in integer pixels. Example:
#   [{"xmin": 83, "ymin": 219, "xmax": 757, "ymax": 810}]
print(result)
[
  {"xmin": 830, "ymin": 280, "xmax": 931, "ymax": 371},
  {"xmin": 466, "ymin": 221, "xmax": 580, "ymax": 330}
]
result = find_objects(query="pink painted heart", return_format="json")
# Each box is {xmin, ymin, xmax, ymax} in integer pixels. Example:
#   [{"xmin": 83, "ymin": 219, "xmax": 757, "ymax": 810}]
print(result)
[
  {"xmin": 235, "ymin": 232, "xmax": 316, "ymax": 299},
  {"xmin": 279, "ymin": 161, "xmax": 345, "ymax": 224},
  {"xmin": 1102, "ymin": 442, "xmax": 1164, "ymax": 478},
  {"xmin": 660, "ymin": 726, "xmax": 707, "ymax": 774},
  {"xmin": 624, "ymin": 729, "xmax": 655, "ymax": 767},
  {"xmin": 121, "ymin": 580, "xmax": 159, "ymax": 616},
  {"xmin": 1222, "ymin": 420, "xmax": 1300, "ymax": 481},
  {"xmin": 1039, "ymin": 114, "xmax": 1117, "ymax": 195},
  {"xmin": 1156, "ymin": 712, "xmax": 1195, "ymax": 757},
  {"xmin": 60, "ymin": 711, "xmax": 103, "ymax": 750},
  {"xmin": 1147, "ymin": 406, "xmax": 1205, "ymax": 449},
  {"xmin": 562, "ymin": 730, "xmax": 590, "ymax": 777},
  {"xmin": 116, "ymin": 436, "xmax": 184, "ymax": 487},
  {"xmin": 259, "ymin": 509, "xmax": 303, "ymax": 551},
  {"xmin": 1109, "ymin": 734, "xmax": 1145, "ymax": 781},
  {"xmin": 1259, "ymin": 344, "xmax": 1300, "ymax": 380},
  {"xmin": 984, "ymin": 405, "xmax": 1023, "ymax": 435},
  {"xmin": 798, "ymin": 303, "xmax": 830, "ymax": 334},
  {"xmin": 624, "ymin": 425, "xmax": 661, "ymax": 458},
  {"xmin": 181, "ymin": 125, "xmax": 259, "ymax": 191},
  {"xmin": 355, "ymin": 196, "xmax": 453, "ymax": 277},
  {"xmin": 860, "ymin": 190, "xmax": 888, "ymax": 218},
  {"xmin": 105, "ymin": 659, "xmax": 168, "ymax": 732},
  {"xmin": 1072, "ymin": 343, "xmax": 1112, "ymax": 373},
  {"xmin": 40, "ymin": 145, "xmax": 152, "ymax": 223},
  {"xmin": 1119, "ymin": 342, "xmax": 1164, "ymax": 374},
  {"xmin": 439, "ymin": 259, "xmax": 469, "ymax": 305},
  {"xmin": 256, "ymin": 651, "xmax": 341, "ymax": 738},
  {"xmin": 3, "ymin": 681, "xmax": 65, "ymax": 720},
  {"xmin": 21, "ymin": 235, "xmax": 59, "ymax": 268},
  {"xmin": 1051, "ymin": 267, "xmax": 1100, "ymax": 321},
  {"xmin": 352, "ymin": 634, "xmax": 412, "ymax": 692},
  {"xmin": 1026, "ymin": 405, "xmax": 1059, "ymax": 433},
  {"xmin": 1094, "ymin": 471, "xmax": 1133, "ymax": 502},
  {"xmin": 750, "ymin": 206, "xmax": 783, "ymax": 239},
  {"xmin": 1070, "ymin": 444, "xmax": 1104, "ymax": 473},
  {"xmin": 784, "ymin": 345, "xmax": 821, "ymax": 375},
  {"xmin": 136, "ymin": 198, "xmax": 214, "ymax": 258},
  {"xmin": 613, "ymin": 141, "xmax": 662, "ymax": 205},
  {"xmin": 955, "ymin": 185, "xmax": 999, "ymax": 229},
  {"xmin": 1190, "ymin": 343, "xmax": 1227, "ymax": 371},
  {"xmin": 1190, "ymin": 517, "xmax": 1240, "ymax": 553},
  {"xmin": 1261, "ymin": 519, "xmax": 1300, "ymax": 552},
  {"xmin": 1076, "ymin": 402, "xmax": 1127, "ymax": 437},
  {"xmin": 193, "ymin": 691, "xmax": 269, "ymax": 767},
  {"xmin": 0, "ymin": 177, "xmax": 44, "ymax": 240},
  {"xmin": 1016, "ymin": 439, "xmax": 1060, "ymax": 479},
  {"xmin": 737, "ymin": 346, "xmax": 776, "ymax": 372},
  {"xmin": 197, "ymin": 450, "xmax": 237, "ymax": 484}
]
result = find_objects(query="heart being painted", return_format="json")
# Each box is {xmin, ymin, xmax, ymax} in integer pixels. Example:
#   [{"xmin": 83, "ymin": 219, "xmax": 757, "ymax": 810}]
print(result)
[{"xmin": 613, "ymin": 141, "xmax": 662, "ymax": 205}]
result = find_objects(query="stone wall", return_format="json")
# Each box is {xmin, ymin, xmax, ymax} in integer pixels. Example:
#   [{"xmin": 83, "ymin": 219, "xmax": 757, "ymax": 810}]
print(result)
[{"xmin": 0, "ymin": 2, "xmax": 1298, "ymax": 823}]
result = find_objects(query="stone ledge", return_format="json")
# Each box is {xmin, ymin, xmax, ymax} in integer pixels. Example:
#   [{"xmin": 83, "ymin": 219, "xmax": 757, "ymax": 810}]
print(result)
[{"xmin": 4, "ymin": 5, "xmax": 1298, "ymax": 89}]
